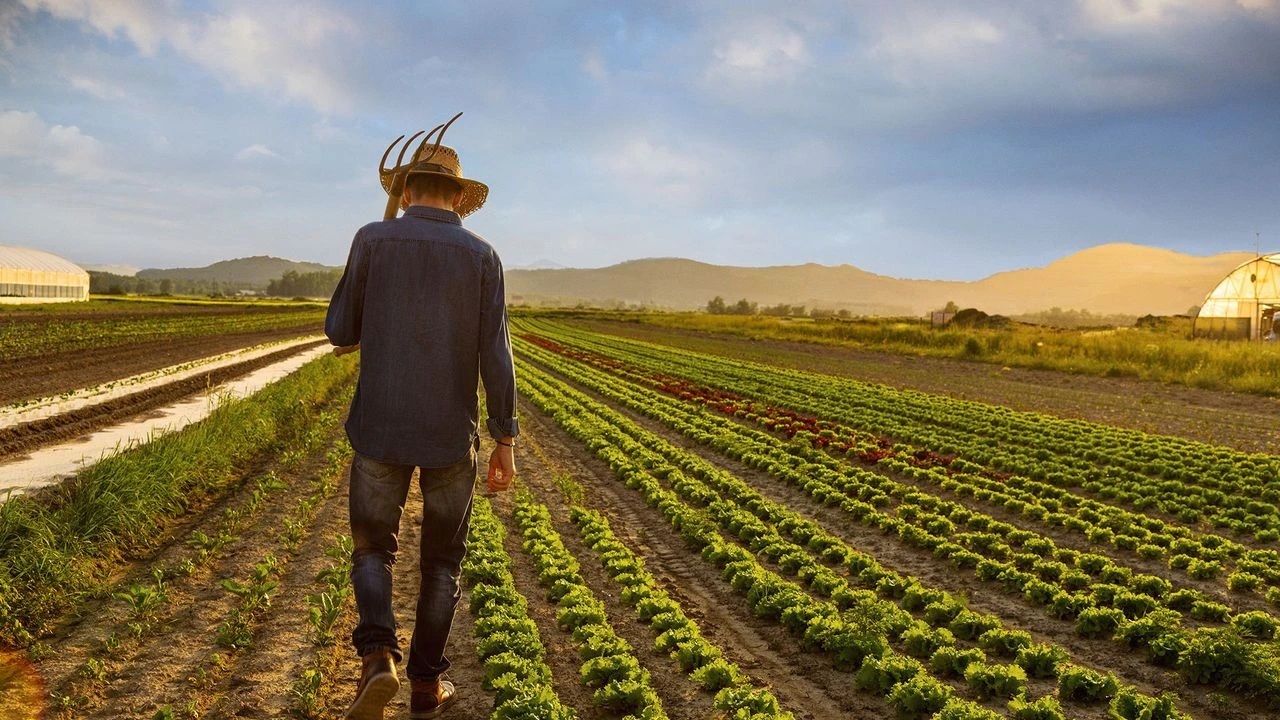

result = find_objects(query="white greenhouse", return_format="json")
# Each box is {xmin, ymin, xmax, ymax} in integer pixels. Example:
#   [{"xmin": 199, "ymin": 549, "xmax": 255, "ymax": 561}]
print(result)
[
  {"xmin": 1193, "ymin": 253, "xmax": 1280, "ymax": 340},
  {"xmin": 0, "ymin": 246, "xmax": 90, "ymax": 303}
]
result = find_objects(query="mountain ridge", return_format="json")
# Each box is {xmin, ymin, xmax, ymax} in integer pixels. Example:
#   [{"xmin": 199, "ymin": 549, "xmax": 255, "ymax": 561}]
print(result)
[
  {"xmin": 504, "ymin": 243, "xmax": 1257, "ymax": 316},
  {"xmin": 127, "ymin": 244, "xmax": 1257, "ymax": 316}
]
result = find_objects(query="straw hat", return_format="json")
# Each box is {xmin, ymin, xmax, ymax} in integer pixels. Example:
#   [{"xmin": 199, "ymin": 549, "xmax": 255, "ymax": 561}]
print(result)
[{"xmin": 378, "ymin": 113, "xmax": 489, "ymax": 218}]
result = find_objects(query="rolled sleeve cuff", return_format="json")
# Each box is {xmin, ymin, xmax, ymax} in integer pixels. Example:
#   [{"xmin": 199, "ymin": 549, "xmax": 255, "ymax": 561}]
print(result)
[{"xmin": 487, "ymin": 416, "xmax": 519, "ymax": 439}]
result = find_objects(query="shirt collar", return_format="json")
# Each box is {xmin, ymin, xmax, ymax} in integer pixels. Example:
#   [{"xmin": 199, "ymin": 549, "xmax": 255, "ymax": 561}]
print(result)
[{"xmin": 404, "ymin": 205, "xmax": 462, "ymax": 225}]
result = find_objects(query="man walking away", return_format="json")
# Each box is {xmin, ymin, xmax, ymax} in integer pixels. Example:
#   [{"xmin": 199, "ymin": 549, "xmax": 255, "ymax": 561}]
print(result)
[{"xmin": 326, "ymin": 114, "xmax": 518, "ymax": 719}]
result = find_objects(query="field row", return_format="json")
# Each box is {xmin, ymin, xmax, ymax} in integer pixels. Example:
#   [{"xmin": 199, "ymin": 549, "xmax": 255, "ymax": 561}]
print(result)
[
  {"xmin": 0, "ymin": 302, "xmax": 325, "ymax": 362},
  {"xmin": 502, "ymin": 319, "xmax": 1280, "ymax": 719}
]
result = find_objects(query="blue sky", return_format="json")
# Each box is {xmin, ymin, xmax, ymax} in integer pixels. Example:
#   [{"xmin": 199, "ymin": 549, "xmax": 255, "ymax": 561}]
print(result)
[{"xmin": 1, "ymin": 0, "xmax": 1278, "ymax": 280}]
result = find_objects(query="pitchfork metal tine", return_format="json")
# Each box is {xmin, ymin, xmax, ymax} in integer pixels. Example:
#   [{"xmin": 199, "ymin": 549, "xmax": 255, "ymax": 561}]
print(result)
[
  {"xmin": 394, "ymin": 130, "xmax": 427, "ymax": 170},
  {"xmin": 412, "ymin": 121, "xmax": 449, "ymax": 165},
  {"xmin": 379, "ymin": 134, "xmax": 406, "ymax": 174},
  {"xmin": 413, "ymin": 112, "xmax": 464, "ymax": 165}
]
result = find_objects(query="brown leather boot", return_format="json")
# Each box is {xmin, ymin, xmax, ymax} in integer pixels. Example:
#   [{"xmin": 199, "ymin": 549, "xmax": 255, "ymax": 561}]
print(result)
[
  {"xmin": 344, "ymin": 647, "xmax": 400, "ymax": 720},
  {"xmin": 410, "ymin": 676, "xmax": 457, "ymax": 719}
]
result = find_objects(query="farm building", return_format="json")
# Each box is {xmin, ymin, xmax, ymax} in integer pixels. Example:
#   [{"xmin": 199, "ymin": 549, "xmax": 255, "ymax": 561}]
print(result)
[
  {"xmin": 0, "ymin": 245, "xmax": 90, "ymax": 303},
  {"xmin": 1193, "ymin": 253, "xmax": 1280, "ymax": 340}
]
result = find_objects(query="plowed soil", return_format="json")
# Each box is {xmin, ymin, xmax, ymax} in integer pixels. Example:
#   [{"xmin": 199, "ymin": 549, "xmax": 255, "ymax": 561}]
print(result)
[
  {"xmin": 0, "ymin": 338, "xmax": 327, "ymax": 461},
  {"xmin": 572, "ymin": 319, "xmax": 1280, "ymax": 454},
  {"xmin": 0, "ymin": 327, "xmax": 323, "ymax": 406}
]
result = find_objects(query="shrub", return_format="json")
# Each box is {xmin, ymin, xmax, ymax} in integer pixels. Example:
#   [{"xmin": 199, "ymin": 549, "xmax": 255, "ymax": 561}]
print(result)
[
  {"xmin": 690, "ymin": 657, "xmax": 742, "ymax": 691},
  {"xmin": 1189, "ymin": 601, "xmax": 1231, "ymax": 623},
  {"xmin": 964, "ymin": 661, "xmax": 1028, "ymax": 700},
  {"xmin": 1130, "ymin": 574, "xmax": 1171, "ymax": 599},
  {"xmin": 1231, "ymin": 610, "xmax": 1280, "ymax": 640},
  {"xmin": 1059, "ymin": 570, "xmax": 1091, "ymax": 591},
  {"xmin": 1115, "ymin": 609, "xmax": 1182, "ymax": 650},
  {"xmin": 1186, "ymin": 559, "xmax": 1222, "ymax": 581},
  {"xmin": 887, "ymin": 673, "xmax": 953, "ymax": 717},
  {"xmin": 924, "ymin": 598, "xmax": 967, "ymax": 626},
  {"xmin": 1008, "ymin": 695, "xmax": 1066, "ymax": 720},
  {"xmin": 1137, "ymin": 544, "xmax": 1166, "ymax": 560},
  {"xmin": 1226, "ymin": 572, "xmax": 1264, "ymax": 592},
  {"xmin": 949, "ymin": 610, "xmax": 1001, "ymax": 641},
  {"xmin": 934, "ymin": 697, "xmax": 1002, "ymax": 720},
  {"xmin": 977, "ymin": 628, "xmax": 1033, "ymax": 658},
  {"xmin": 714, "ymin": 685, "xmax": 784, "ymax": 716},
  {"xmin": 1057, "ymin": 664, "xmax": 1120, "ymax": 703},
  {"xmin": 1113, "ymin": 590, "xmax": 1158, "ymax": 619},
  {"xmin": 929, "ymin": 645, "xmax": 986, "ymax": 678},
  {"xmin": 806, "ymin": 617, "xmax": 889, "ymax": 672},
  {"xmin": 901, "ymin": 623, "xmax": 954, "ymax": 659},
  {"xmin": 1164, "ymin": 588, "xmax": 1202, "ymax": 611},
  {"xmin": 1075, "ymin": 607, "xmax": 1126, "ymax": 638},
  {"xmin": 1014, "ymin": 642, "xmax": 1068, "ymax": 679},
  {"xmin": 1046, "ymin": 592, "xmax": 1092, "ymax": 620},
  {"xmin": 855, "ymin": 653, "xmax": 924, "ymax": 694},
  {"xmin": 1109, "ymin": 687, "xmax": 1188, "ymax": 720},
  {"xmin": 1176, "ymin": 627, "xmax": 1252, "ymax": 685}
]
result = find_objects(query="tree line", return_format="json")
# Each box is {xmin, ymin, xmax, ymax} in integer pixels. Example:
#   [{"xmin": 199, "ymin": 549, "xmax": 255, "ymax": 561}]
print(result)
[
  {"xmin": 705, "ymin": 296, "xmax": 852, "ymax": 319},
  {"xmin": 88, "ymin": 268, "xmax": 343, "ymax": 298},
  {"xmin": 266, "ymin": 269, "xmax": 343, "ymax": 298}
]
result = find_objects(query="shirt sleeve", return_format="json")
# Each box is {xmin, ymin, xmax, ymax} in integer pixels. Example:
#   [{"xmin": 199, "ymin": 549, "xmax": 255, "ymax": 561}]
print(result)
[
  {"xmin": 325, "ymin": 230, "xmax": 368, "ymax": 347},
  {"xmin": 479, "ymin": 249, "xmax": 519, "ymax": 439}
]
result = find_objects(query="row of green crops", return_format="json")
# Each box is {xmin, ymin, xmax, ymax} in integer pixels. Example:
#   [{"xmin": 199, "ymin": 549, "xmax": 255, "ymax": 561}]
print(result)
[
  {"xmin": 522, "ymin": 319, "xmax": 1280, "ymax": 542},
  {"xmin": 515, "ymin": 332, "xmax": 1280, "ymax": 707},
  {"xmin": 568, "ymin": 501, "xmax": 794, "ymax": 717},
  {"xmin": 513, "ymin": 352, "xmax": 1191, "ymax": 720},
  {"xmin": 461, "ymin": 495, "xmax": 578, "ymax": 719},
  {"xmin": 568, "ymin": 311, "xmax": 1280, "ymax": 397},
  {"xmin": 0, "ymin": 303, "xmax": 325, "ymax": 362},
  {"xmin": 0, "ymin": 353, "xmax": 357, "ymax": 644},
  {"xmin": 516, "ymin": 328, "xmax": 1280, "ymax": 607},
  {"xmin": 510, "ymin": 488, "xmax": 668, "ymax": 718}
]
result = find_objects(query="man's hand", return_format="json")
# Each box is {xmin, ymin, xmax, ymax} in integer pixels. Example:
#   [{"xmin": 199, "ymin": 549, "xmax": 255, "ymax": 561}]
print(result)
[
  {"xmin": 486, "ymin": 438, "xmax": 516, "ymax": 493},
  {"xmin": 332, "ymin": 344, "xmax": 360, "ymax": 357}
]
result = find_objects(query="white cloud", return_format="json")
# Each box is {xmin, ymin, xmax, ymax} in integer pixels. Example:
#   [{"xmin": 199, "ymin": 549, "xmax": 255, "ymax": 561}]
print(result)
[
  {"xmin": 234, "ymin": 144, "xmax": 279, "ymax": 161},
  {"xmin": 311, "ymin": 118, "xmax": 341, "ymax": 141},
  {"xmin": 0, "ymin": 3, "xmax": 23, "ymax": 51},
  {"xmin": 598, "ymin": 138, "xmax": 713, "ymax": 205},
  {"xmin": 707, "ymin": 25, "xmax": 810, "ymax": 84},
  {"xmin": 67, "ymin": 74, "xmax": 126, "ymax": 100},
  {"xmin": 20, "ymin": 0, "xmax": 177, "ymax": 54},
  {"xmin": 583, "ymin": 48, "xmax": 607, "ymax": 81},
  {"xmin": 873, "ymin": 17, "xmax": 1003, "ymax": 60},
  {"xmin": 20, "ymin": 0, "xmax": 361, "ymax": 112},
  {"xmin": 0, "ymin": 109, "xmax": 108, "ymax": 179},
  {"xmin": 174, "ymin": 7, "xmax": 358, "ymax": 113}
]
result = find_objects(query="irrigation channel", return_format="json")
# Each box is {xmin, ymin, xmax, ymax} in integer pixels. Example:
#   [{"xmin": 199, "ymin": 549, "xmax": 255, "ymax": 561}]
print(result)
[{"xmin": 0, "ymin": 337, "xmax": 328, "ymax": 498}]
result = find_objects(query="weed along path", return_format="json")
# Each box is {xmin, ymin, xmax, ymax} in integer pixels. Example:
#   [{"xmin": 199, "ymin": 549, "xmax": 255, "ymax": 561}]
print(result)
[{"xmin": 0, "ymin": 343, "xmax": 332, "ymax": 498}]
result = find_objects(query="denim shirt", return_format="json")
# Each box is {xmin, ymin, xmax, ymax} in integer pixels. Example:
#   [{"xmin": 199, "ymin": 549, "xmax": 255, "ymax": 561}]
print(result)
[{"xmin": 325, "ymin": 205, "xmax": 519, "ymax": 467}]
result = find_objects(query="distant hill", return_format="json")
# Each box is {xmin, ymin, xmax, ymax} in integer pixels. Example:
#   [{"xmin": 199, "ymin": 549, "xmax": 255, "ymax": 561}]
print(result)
[
  {"xmin": 137, "ymin": 255, "xmax": 338, "ymax": 287},
  {"xmin": 124, "ymin": 244, "xmax": 1256, "ymax": 316},
  {"xmin": 505, "ymin": 243, "xmax": 1257, "ymax": 316}
]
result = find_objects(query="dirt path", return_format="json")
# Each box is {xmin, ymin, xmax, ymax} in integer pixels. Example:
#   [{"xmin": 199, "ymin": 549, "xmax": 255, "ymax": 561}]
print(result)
[
  {"xmin": 573, "ymin": 319, "xmax": 1280, "ymax": 454},
  {"xmin": 378, "ymin": 476, "xmax": 489, "ymax": 720}
]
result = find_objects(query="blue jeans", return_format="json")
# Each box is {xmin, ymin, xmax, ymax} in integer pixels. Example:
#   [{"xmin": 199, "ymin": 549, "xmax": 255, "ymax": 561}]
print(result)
[{"xmin": 348, "ymin": 448, "xmax": 476, "ymax": 681}]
